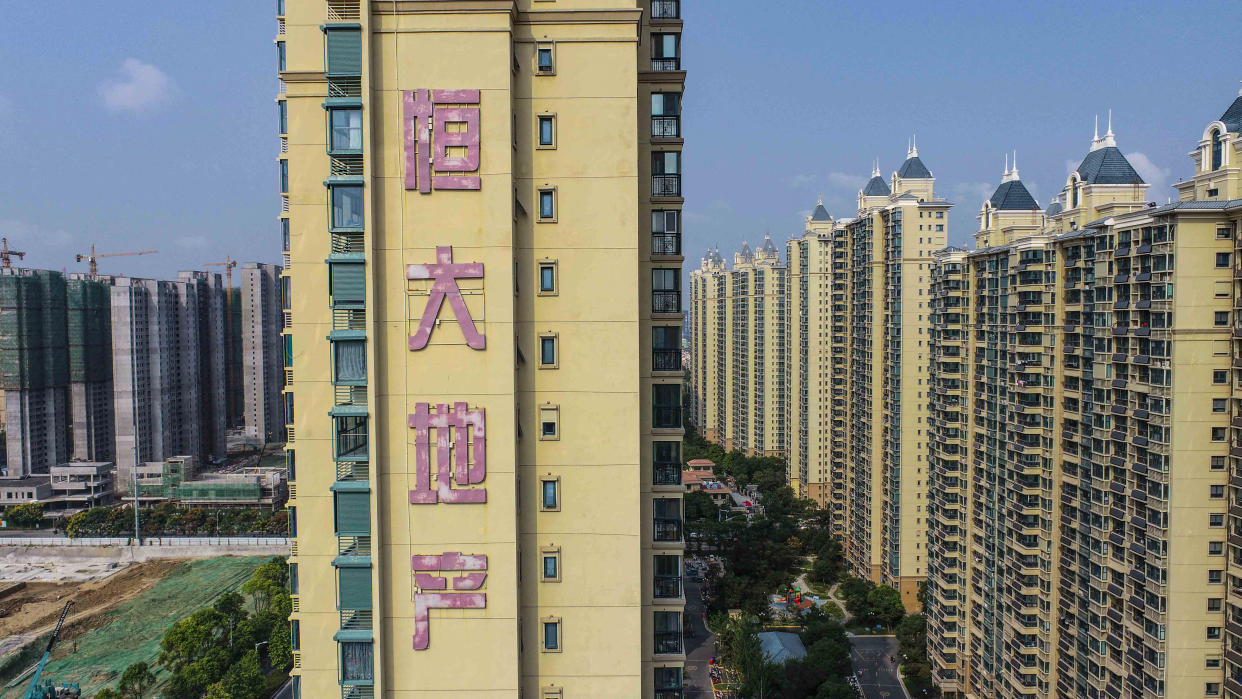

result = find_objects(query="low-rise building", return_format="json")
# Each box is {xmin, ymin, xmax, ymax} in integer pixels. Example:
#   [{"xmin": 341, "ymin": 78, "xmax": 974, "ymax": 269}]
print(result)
[
  {"xmin": 0, "ymin": 476, "xmax": 52, "ymax": 510},
  {"xmin": 45, "ymin": 462, "xmax": 115, "ymax": 515},
  {"xmin": 131, "ymin": 455, "xmax": 287, "ymax": 509}
]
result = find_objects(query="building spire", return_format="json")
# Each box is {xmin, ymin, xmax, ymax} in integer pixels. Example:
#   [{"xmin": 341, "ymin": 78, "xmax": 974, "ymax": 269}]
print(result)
[
  {"xmin": 1004, "ymin": 152, "xmax": 1009, "ymax": 177},
  {"xmin": 1010, "ymin": 150, "xmax": 1019, "ymax": 180},
  {"xmin": 910, "ymin": 134, "xmax": 918, "ymax": 158},
  {"xmin": 872, "ymin": 158, "xmax": 881, "ymax": 178}
]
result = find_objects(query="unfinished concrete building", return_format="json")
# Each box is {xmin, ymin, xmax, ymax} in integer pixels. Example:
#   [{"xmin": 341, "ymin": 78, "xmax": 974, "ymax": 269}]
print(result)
[{"xmin": 240, "ymin": 262, "xmax": 285, "ymax": 444}]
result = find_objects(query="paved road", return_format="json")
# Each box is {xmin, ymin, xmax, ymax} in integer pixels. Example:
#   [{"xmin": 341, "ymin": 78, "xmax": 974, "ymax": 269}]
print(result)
[
  {"xmin": 850, "ymin": 635, "xmax": 905, "ymax": 699},
  {"xmin": 683, "ymin": 576, "xmax": 717, "ymax": 697}
]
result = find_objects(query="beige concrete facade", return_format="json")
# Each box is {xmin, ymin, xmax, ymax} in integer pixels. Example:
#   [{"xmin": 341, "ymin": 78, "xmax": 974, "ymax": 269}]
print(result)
[
  {"xmin": 689, "ymin": 239, "xmax": 787, "ymax": 458},
  {"xmin": 688, "ymin": 151, "xmax": 945, "ymax": 610},
  {"xmin": 281, "ymin": 1, "xmax": 687, "ymax": 697},
  {"xmin": 927, "ymin": 92, "xmax": 1242, "ymax": 699}
]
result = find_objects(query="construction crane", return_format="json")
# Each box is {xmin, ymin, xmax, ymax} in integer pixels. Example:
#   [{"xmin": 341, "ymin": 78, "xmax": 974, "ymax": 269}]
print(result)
[
  {"xmin": 206, "ymin": 255, "xmax": 238, "ymax": 422},
  {"xmin": 23, "ymin": 602, "xmax": 72, "ymax": 699},
  {"xmin": 74, "ymin": 244, "xmax": 157, "ymax": 277},
  {"xmin": 0, "ymin": 238, "xmax": 26, "ymax": 269}
]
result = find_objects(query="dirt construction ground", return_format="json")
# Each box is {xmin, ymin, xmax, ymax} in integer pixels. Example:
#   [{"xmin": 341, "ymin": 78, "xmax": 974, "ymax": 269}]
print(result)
[{"xmin": 0, "ymin": 560, "xmax": 181, "ymax": 659}]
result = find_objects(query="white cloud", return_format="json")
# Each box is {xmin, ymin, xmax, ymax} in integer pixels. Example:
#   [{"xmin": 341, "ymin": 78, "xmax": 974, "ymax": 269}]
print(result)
[
  {"xmin": 827, "ymin": 172, "xmax": 867, "ymax": 191},
  {"xmin": 99, "ymin": 59, "xmax": 174, "ymax": 114},
  {"xmin": 789, "ymin": 174, "xmax": 818, "ymax": 189},
  {"xmin": 954, "ymin": 181, "xmax": 994, "ymax": 207},
  {"xmin": 1125, "ymin": 152, "xmax": 1171, "ymax": 193}
]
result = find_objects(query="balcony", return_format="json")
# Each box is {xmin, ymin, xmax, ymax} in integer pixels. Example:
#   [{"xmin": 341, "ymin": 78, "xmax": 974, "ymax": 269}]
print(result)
[
  {"xmin": 654, "ymin": 574, "xmax": 682, "ymax": 599},
  {"xmin": 654, "ymin": 462, "xmax": 682, "ymax": 486},
  {"xmin": 653, "ymin": 232, "xmax": 681, "ymax": 256},
  {"xmin": 653, "ymin": 348, "xmax": 681, "ymax": 372},
  {"xmin": 653, "ymin": 291, "xmax": 682, "ymax": 314},
  {"xmin": 652, "ymin": 115, "xmax": 681, "ymax": 138},
  {"xmin": 654, "ymin": 517, "xmax": 683, "ymax": 542},
  {"xmin": 651, "ymin": 57, "xmax": 681, "ymax": 72},
  {"xmin": 653, "ymin": 174, "xmax": 682, "ymax": 197},
  {"xmin": 651, "ymin": 0, "xmax": 680, "ymax": 19}
]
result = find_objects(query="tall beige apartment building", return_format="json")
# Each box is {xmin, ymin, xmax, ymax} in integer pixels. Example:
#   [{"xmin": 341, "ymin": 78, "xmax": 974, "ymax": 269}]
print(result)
[
  {"xmin": 927, "ymin": 91, "xmax": 1242, "ymax": 699},
  {"xmin": 688, "ymin": 239, "xmax": 787, "ymax": 457},
  {"xmin": 689, "ymin": 149, "xmax": 946, "ymax": 609},
  {"xmin": 279, "ymin": 1, "xmax": 688, "ymax": 697}
]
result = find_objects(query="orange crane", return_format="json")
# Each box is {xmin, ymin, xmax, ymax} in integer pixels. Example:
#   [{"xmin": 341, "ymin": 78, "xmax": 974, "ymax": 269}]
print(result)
[
  {"xmin": 74, "ymin": 244, "xmax": 157, "ymax": 276},
  {"xmin": 0, "ymin": 238, "xmax": 25, "ymax": 269},
  {"xmin": 205, "ymin": 256, "xmax": 238, "ymax": 423}
]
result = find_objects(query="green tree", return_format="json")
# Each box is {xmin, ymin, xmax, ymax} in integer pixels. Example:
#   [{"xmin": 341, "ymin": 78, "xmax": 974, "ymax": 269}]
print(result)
[
  {"xmin": 220, "ymin": 649, "xmax": 264, "ymax": 699},
  {"xmin": 867, "ymin": 585, "xmax": 905, "ymax": 628},
  {"xmin": 94, "ymin": 689, "xmax": 124, "ymax": 699},
  {"xmin": 213, "ymin": 592, "xmax": 248, "ymax": 644},
  {"xmin": 159, "ymin": 607, "xmax": 226, "ymax": 670},
  {"xmin": 5, "ymin": 502, "xmax": 44, "ymax": 528},
  {"xmin": 683, "ymin": 490, "xmax": 719, "ymax": 522},
  {"xmin": 242, "ymin": 558, "xmax": 288, "ymax": 613},
  {"xmin": 205, "ymin": 682, "xmax": 232, "ymax": 699},
  {"xmin": 814, "ymin": 678, "xmax": 859, "ymax": 699},
  {"xmin": 119, "ymin": 661, "xmax": 156, "ymax": 697}
]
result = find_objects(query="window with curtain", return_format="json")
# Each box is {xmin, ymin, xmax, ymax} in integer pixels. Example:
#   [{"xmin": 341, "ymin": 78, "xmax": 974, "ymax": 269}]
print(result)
[
  {"xmin": 332, "ymin": 185, "xmax": 365, "ymax": 229},
  {"xmin": 331, "ymin": 109, "xmax": 363, "ymax": 152},
  {"xmin": 334, "ymin": 340, "xmax": 366, "ymax": 384},
  {"xmin": 341, "ymin": 642, "xmax": 374, "ymax": 682}
]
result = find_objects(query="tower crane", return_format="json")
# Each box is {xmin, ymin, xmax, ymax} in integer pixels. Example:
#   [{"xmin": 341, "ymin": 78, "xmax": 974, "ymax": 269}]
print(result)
[
  {"xmin": 74, "ymin": 244, "xmax": 157, "ymax": 277},
  {"xmin": 0, "ymin": 238, "xmax": 26, "ymax": 269}
]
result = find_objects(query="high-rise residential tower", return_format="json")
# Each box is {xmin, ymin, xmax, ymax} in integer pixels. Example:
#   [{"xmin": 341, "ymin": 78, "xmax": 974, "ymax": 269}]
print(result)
[
  {"xmin": 279, "ymin": 1, "xmax": 687, "ymax": 696},
  {"xmin": 0, "ymin": 268, "xmax": 70, "ymax": 477},
  {"xmin": 66, "ymin": 274, "xmax": 114, "ymax": 462},
  {"xmin": 843, "ymin": 144, "xmax": 948, "ymax": 608},
  {"xmin": 241, "ymin": 262, "xmax": 286, "ymax": 444},
  {"xmin": 111, "ymin": 275, "xmax": 227, "ymax": 478},
  {"xmin": 786, "ymin": 202, "xmax": 847, "ymax": 515},
  {"xmin": 928, "ymin": 93, "xmax": 1242, "ymax": 699}
]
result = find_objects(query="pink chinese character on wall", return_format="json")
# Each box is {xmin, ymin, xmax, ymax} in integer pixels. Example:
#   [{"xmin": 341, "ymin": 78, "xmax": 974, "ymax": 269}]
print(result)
[
  {"xmin": 409, "ymin": 402, "xmax": 487, "ymax": 505},
  {"xmin": 407, "ymin": 246, "xmax": 485, "ymax": 350},
  {"xmin": 403, "ymin": 89, "xmax": 482, "ymax": 193},
  {"xmin": 411, "ymin": 552, "xmax": 488, "ymax": 650}
]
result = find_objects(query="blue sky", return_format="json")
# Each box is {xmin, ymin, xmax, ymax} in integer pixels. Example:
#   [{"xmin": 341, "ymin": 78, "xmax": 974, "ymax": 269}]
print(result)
[{"xmin": 0, "ymin": 1, "xmax": 1237, "ymax": 280}]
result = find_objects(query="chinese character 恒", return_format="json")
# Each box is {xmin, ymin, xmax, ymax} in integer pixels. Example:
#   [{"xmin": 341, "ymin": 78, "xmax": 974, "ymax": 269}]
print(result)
[{"xmin": 403, "ymin": 89, "xmax": 481, "ymax": 193}]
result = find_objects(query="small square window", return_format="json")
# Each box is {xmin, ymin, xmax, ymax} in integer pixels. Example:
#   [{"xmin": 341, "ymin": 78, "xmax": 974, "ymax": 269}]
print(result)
[
  {"xmin": 1212, "ymin": 455, "xmax": 1227, "ymax": 470},
  {"xmin": 1208, "ymin": 681, "xmax": 1222, "ymax": 696},
  {"xmin": 536, "ymin": 44, "xmax": 555, "ymax": 74},
  {"xmin": 1212, "ymin": 427, "xmax": 1226, "ymax": 442},
  {"xmin": 1218, "ymin": 228, "xmax": 1233, "ymax": 240},
  {"xmin": 539, "ymin": 477, "xmax": 560, "ymax": 511},
  {"xmin": 1210, "ymin": 541, "xmax": 1224, "ymax": 555},
  {"xmin": 1207, "ymin": 656, "xmax": 1222, "ymax": 669},
  {"xmin": 539, "ymin": 333, "xmax": 559, "ymax": 368},
  {"xmin": 537, "ymin": 114, "xmax": 556, "ymax": 148},
  {"xmin": 541, "ymin": 547, "xmax": 561, "ymax": 582},
  {"xmin": 1208, "ymin": 570, "xmax": 1223, "ymax": 584},
  {"xmin": 1214, "ymin": 370, "xmax": 1229, "ymax": 384},
  {"xmin": 1210, "ymin": 513, "xmax": 1225, "ymax": 527},
  {"xmin": 1208, "ymin": 626, "xmax": 1223, "ymax": 639},
  {"xmin": 538, "ymin": 261, "xmax": 558, "ymax": 296},
  {"xmin": 1213, "ymin": 398, "xmax": 1227, "ymax": 413},
  {"xmin": 1217, "ymin": 252, "xmax": 1232, "ymax": 268},
  {"xmin": 542, "ymin": 618, "xmax": 561, "ymax": 652},
  {"xmin": 1208, "ymin": 598, "xmax": 1224, "ymax": 612},
  {"xmin": 1211, "ymin": 484, "xmax": 1225, "ymax": 498},
  {"xmin": 538, "ymin": 188, "xmax": 557, "ymax": 222},
  {"xmin": 539, "ymin": 404, "xmax": 560, "ymax": 441},
  {"xmin": 1215, "ymin": 311, "xmax": 1229, "ymax": 327}
]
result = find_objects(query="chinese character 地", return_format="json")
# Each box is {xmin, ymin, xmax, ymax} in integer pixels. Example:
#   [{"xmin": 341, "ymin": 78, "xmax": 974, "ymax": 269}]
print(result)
[
  {"xmin": 408, "ymin": 402, "xmax": 487, "ymax": 505},
  {"xmin": 403, "ymin": 89, "xmax": 481, "ymax": 193},
  {"xmin": 407, "ymin": 246, "xmax": 486, "ymax": 350},
  {"xmin": 412, "ymin": 552, "xmax": 488, "ymax": 650}
]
